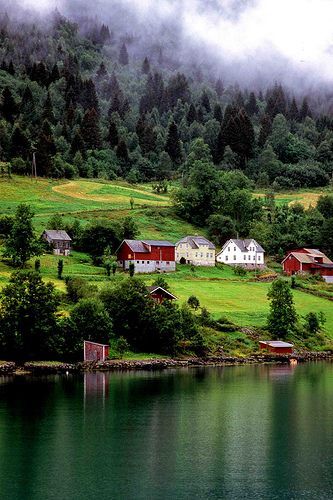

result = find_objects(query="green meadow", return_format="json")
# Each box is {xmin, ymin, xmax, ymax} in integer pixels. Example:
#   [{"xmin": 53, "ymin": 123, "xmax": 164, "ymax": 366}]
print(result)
[{"xmin": 1, "ymin": 176, "xmax": 333, "ymax": 342}]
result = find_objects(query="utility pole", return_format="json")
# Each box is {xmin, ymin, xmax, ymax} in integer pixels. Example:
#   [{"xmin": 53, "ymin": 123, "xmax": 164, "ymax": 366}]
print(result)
[{"xmin": 32, "ymin": 151, "xmax": 37, "ymax": 180}]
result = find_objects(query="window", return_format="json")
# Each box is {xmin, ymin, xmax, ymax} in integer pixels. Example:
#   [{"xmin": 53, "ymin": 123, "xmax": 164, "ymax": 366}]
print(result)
[
  {"xmin": 225, "ymin": 255, "xmax": 228, "ymax": 261},
  {"xmin": 233, "ymin": 255, "xmax": 236, "ymax": 260},
  {"xmin": 258, "ymin": 255, "xmax": 261, "ymax": 261},
  {"xmin": 195, "ymin": 253, "xmax": 198, "ymax": 257},
  {"xmin": 201, "ymin": 253, "xmax": 203, "ymax": 258},
  {"xmin": 166, "ymin": 261, "xmax": 170, "ymax": 265},
  {"xmin": 206, "ymin": 253, "xmax": 209, "ymax": 258},
  {"xmin": 244, "ymin": 255, "xmax": 246, "ymax": 260},
  {"xmin": 234, "ymin": 247, "xmax": 236, "ymax": 251},
  {"xmin": 137, "ymin": 261, "xmax": 139, "ymax": 264},
  {"xmin": 248, "ymin": 255, "xmax": 251, "ymax": 261},
  {"xmin": 253, "ymin": 256, "xmax": 255, "ymax": 261},
  {"xmin": 142, "ymin": 261, "xmax": 144, "ymax": 264},
  {"xmin": 147, "ymin": 261, "xmax": 150, "ymax": 264},
  {"xmin": 228, "ymin": 247, "xmax": 230, "ymax": 252},
  {"xmin": 176, "ymin": 253, "xmax": 179, "ymax": 258}
]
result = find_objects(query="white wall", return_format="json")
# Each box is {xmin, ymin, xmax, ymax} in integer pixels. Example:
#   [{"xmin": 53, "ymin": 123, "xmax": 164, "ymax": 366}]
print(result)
[{"xmin": 216, "ymin": 240, "xmax": 264, "ymax": 266}]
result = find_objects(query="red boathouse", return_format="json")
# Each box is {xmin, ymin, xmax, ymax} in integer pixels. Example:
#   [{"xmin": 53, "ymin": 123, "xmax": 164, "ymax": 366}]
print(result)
[
  {"xmin": 282, "ymin": 248, "xmax": 333, "ymax": 283},
  {"xmin": 84, "ymin": 341, "xmax": 109, "ymax": 362},
  {"xmin": 259, "ymin": 341, "xmax": 294, "ymax": 354},
  {"xmin": 117, "ymin": 239, "xmax": 176, "ymax": 273}
]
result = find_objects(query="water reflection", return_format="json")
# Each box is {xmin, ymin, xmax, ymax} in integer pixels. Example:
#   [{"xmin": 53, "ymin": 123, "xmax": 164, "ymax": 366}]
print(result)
[{"xmin": 0, "ymin": 364, "xmax": 333, "ymax": 499}]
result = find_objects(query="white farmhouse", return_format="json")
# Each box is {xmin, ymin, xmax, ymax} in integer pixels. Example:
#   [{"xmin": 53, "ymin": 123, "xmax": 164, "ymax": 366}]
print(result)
[{"xmin": 216, "ymin": 239, "xmax": 265, "ymax": 268}]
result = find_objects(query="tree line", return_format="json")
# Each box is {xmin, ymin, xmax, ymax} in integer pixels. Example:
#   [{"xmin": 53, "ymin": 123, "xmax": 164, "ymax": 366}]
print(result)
[{"xmin": 0, "ymin": 12, "xmax": 333, "ymax": 190}]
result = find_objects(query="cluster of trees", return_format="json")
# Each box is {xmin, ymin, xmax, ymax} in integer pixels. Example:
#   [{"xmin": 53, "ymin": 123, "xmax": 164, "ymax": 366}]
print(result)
[
  {"xmin": 1, "ymin": 12, "xmax": 333, "ymax": 188},
  {"xmin": 0, "ymin": 203, "xmax": 139, "ymax": 267},
  {"xmin": 0, "ymin": 270, "xmax": 208, "ymax": 361},
  {"xmin": 174, "ymin": 141, "xmax": 333, "ymax": 256}
]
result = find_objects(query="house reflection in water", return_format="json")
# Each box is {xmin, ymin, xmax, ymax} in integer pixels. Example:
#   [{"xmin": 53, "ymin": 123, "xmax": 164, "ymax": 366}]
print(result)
[{"xmin": 84, "ymin": 372, "xmax": 109, "ymax": 405}]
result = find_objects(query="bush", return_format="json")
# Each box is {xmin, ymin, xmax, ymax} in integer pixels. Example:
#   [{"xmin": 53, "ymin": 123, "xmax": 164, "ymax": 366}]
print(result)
[
  {"xmin": 65, "ymin": 276, "xmax": 97, "ymax": 303},
  {"xmin": 233, "ymin": 266, "xmax": 247, "ymax": 276}
]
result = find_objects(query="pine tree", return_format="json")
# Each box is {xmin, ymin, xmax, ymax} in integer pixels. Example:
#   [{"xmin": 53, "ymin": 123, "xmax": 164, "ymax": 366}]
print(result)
[
  {"xmin": 214, "ymin": 126, "xmax": 226, "ymax": 164},
  {"xmin": 119, "ymin": 43, "xmax": 129, "ymax": 65},
  {"xmin": 213, "ymin": 104, "xmax": 223, "ymax": 123},
  {"xmin": 215, "ymin": 78, "xmax": 224, "ymax": 97},
  {"xmin": 165, "ymin": 122, "xmax": 182, "ymax": 164},
  {"xmin": 1, "ymin": 87, "xmax": 17, "ymax": 122},
  {"xmin": 50, "ymin": 63, "xmax": 60, "ymax": 83},
  {"xmin": 42, "ymin": 91, "xmax": 55, "ymax": 123},
  {"xmin": 7, "ymin": 60, "xmax": 15, "ymax": 75},
  {"xmin": 19, "ymin": 85, "xmax": 36, "ymax": 125},
  {"xmin": 299, "ymin": 97, "xmax": 312, "ymax": 121},
  {"xmin": 70, "ymin": 129, "xmax": 85, "ymax": 157},
  {"xmin": 245, "ymin": 92, "xmax": 259, "ymax": 116},
  {"xmin": 288, "ymin": 97, "xmax": 299, "ymax": 121},
  {"xmin": 10, "ymin": 126, "xmax": 30, "ymax": 160},
  {"xmin": 36, "ymin": 120, "xmax": 56, "ymax": 176},
  {"xmin": 81, "ymin": 79, "xmax": 99, "ymax": 113},
  {"xmin": 107, "ymin": 120, "xmax": 119, "ymax": 148},
  {"xmin": 258, "ymin": 114, "xmax": 272, "ymax": 148},
  {"xmin": 81, "ymin": 108, "xmax": 101, "ymax": 150},
  {"xmin": 201, "ymin": 91, "xmax": 211, "ymax": 113},
  {"xmin": 136, "ymin": 115, "xmax": 156, "ymax": 154},
  {"xmin": 142, "ymin": 57, "xmax": 150, "ymax": 75},
  {"xmin": 96, "ymin": 62, "xmax": 108, "ymax": 80},
  {"xmin": 265, "ymin": 84, "xmax": 287, "ymax": 118},
  {"xmin": 4, "ymin": 204, "xmax": 40, "ymax": 267},
  {"xmin": 187, "ymin": 103, "xmax": 197, "ymax": 124},
  {"xmin": 116, "ymin": 140, "xmax": 129, "ymax": 167}
]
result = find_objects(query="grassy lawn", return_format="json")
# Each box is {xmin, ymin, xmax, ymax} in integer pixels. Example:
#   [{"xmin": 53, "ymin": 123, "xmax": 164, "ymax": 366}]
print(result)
[{"xmin": 254, "ymin": 188, "xmax": 333, "ymax": 208}]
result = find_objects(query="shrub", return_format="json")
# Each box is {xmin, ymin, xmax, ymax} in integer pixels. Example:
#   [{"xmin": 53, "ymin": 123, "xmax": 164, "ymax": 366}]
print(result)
[{"xmin": 233, "ymin": 265, "xmax": 247, "ymax": 276}]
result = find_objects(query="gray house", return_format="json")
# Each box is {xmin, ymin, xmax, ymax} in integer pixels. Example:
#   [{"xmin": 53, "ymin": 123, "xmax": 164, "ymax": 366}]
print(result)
[{"xmin": 42, "ymin": 230, "xmax": 72, "ymax": 256}]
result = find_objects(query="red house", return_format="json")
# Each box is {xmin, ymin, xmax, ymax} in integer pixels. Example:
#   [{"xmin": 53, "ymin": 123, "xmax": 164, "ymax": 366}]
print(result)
[
  {"xmin": 282, "ymin": 248, "xmax": 333, "ymax": 283},
  {"xmin": 259, "ymin": 341, "xmax": 294, "ymax": 354},
  {"xmin": 117, "ymin": 239, "xmax": 176, "ymax": 273},
  {"xmin": 84, "ymin": 341, "xmax": 109, "ymax": 362}
]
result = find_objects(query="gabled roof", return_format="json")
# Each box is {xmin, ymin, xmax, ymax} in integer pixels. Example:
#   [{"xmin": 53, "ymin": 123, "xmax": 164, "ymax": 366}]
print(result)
[
  {"xmin": 146, "ymin": 286, "xmax": 177, "ymax": 300},
  {"xmin": 218, "ymin": 238, "xmax": 265, "ymax": 255},
  {"xmin": 282, "ymin": 249, "xmax": 333, "ymax": 265},
  {"xmin": 43, "ymin": 230, "xmax": 71, "ymax": 241},
  {"xmin": 118, "ymin": 239, "xmax": 174, "ymax": 254},
  {"xmin": 176, "ymin": 235, "xmax": 215, "ymax": 249}
]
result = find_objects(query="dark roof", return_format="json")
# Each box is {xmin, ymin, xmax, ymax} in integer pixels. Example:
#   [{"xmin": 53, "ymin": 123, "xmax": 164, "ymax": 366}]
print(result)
[
  {"xmin": 260, "ymin": 341, "xmax": 294, "ymax": 348},
  {"xmin": 146, "ymin": 286, "xmax": 177, "ymax": 300},
  {"xmin": 282, "ymin": 249, "xmax": 333, "ymax": 265},
  {"xmin": 176, "ymin": 235, "xmax": 215, "ymax": 249},
  {"xmin": 142, "ymin": 240, "xmax": 175, "ymax": 247},
  {"xmin": 43, "ymin": 230, "xmax": 71, "ymax": 241},
  {"xmin": 122, "ymin": 239, "xmax": 174, "ymax": 253},
  {"xmin": 220, "ymin": 238, "xmax": 265, "ymax": 254}
]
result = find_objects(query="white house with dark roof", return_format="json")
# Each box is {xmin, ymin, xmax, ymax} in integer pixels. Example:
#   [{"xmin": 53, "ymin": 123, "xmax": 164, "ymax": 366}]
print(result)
[
  {"xmin": 42, "ymin": 230, "xmax": 72, "ymax": 256},
  {"xmin": 175, "ymin": 236, "xmax": 215, "ymax": 266},
  {"xmin": 216, "ymin": 239, "xmax": 265, "ymax": 268}
]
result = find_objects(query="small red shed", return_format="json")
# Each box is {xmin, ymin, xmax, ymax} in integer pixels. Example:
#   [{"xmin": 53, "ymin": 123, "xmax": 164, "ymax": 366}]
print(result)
[
  {"xmin": 84, "ymin": 341, "xmax": 109, "ymax": 362},
  {"xmin": 259, "ymin": 341, "xmax": 294, "ymax": 354},
  {"xmin": 146, "ymin": 285, "xmax": 177, "ymax": 303}
]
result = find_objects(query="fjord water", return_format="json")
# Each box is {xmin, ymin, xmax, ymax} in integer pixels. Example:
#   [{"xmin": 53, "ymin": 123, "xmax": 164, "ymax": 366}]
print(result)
[{"xmin": 1, "ymin": 364, "xmax": 333, "ymax": 500}]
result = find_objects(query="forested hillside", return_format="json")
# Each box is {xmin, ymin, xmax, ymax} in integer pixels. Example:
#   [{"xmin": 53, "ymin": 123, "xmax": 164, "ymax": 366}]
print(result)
[{"xmin": 1, "ymin": 7, "xmax": 333, "ymax": 255}]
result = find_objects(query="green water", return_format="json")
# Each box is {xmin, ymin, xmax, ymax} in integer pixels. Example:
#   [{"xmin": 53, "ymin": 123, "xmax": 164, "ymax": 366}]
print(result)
[{"xmin": 1, "ymin": 364, "xmax": 333, "ymax": 499}]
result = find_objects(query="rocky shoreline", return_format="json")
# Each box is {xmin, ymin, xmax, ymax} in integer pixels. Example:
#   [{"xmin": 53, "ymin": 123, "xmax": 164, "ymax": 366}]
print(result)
[{"xmin": 0, "ymin": 351, "xmax": 332, "ymax": 375}]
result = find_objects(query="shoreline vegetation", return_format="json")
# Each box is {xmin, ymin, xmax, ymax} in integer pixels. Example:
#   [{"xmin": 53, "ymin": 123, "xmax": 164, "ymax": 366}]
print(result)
[{"xmin": 1, "ymin": 352, "xmax": 333, "ymax": 375}]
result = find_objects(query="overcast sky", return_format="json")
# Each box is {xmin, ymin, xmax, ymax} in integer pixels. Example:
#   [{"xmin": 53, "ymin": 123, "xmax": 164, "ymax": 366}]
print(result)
[{"xmin": 16, "ymin": 0, "xmax": 333, "ymax": 82}]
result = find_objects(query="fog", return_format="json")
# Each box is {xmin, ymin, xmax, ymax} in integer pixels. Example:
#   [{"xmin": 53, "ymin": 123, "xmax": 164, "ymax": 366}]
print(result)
[{"xmin": 7, "ymin": 0, "xmax": 333, "ymax": 86}]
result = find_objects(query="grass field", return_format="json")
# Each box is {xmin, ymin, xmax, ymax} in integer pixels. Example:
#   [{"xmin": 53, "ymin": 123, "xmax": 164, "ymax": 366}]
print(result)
[
  {"xmin": 1, "ymin": 176, "xmax": 333, "ymax": 344},
  {"xmin": 0, "ymin": 175, "xmax": 198, "ymax": 240},
  {"xmin": 255, "ymin": 188, "xmax": 332, "ymax": 208}
]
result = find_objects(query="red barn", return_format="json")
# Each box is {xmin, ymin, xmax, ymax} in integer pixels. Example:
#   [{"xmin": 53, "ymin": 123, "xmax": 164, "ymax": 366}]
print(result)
[
  {"xmin": 282, "ymin": 248, "xmax": 333, "ymax": 283},
  {"xmin": 84, "ymin": 341, "xmax": 109, "ymax": 362},
  {"xmin": 117, "ymin": 239, "xmax": 176, "ymax": 273},
  {"xmin": 259, "ymin": 341, "xmax": 294, "ymax": 354}
]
